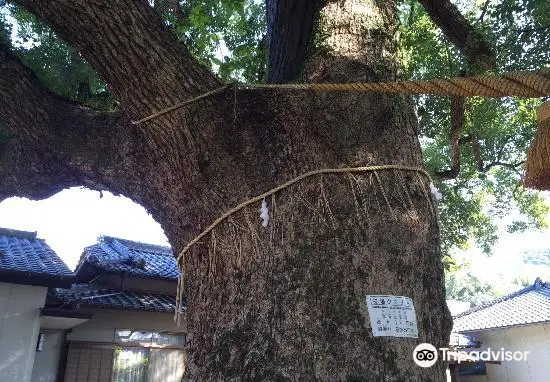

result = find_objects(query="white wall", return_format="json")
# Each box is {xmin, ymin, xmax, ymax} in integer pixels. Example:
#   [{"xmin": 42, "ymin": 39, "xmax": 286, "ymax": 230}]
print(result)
[
  {"xmin": 461, "ymin": 324, "xmax": 550, "ymax": 382},
  {"xmin": 67, "ymin": 309, "xmax": 184, "ymax": 343},
  {"xmin": 30, "ymin": 329, "xmax": 65, "ymax": 382},
  {"xmin": 0, "ymin": 282, "xmax": 46, "ymax": 382}
]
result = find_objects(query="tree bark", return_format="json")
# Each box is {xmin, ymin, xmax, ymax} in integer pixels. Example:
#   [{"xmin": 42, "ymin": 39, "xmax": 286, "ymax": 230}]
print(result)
[
  {"xmin": 0, "ymin": 43, "xmax": 131, "ymax": 200},
  {"xmin": 2, "ymin": 0, "xmax": 452, "ymax": 380}
]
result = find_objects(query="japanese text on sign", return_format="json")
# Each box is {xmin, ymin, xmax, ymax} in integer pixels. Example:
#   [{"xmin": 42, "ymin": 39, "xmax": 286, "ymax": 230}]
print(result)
[{"xmin": 365, "ymin": 295, "xmax": 419, "ymax": 338}]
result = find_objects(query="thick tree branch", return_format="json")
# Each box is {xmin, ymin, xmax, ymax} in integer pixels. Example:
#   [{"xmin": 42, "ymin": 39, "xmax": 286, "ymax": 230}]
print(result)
[
  {"xmin": 0, "ymin": 41, "xmax": 134, "ymax": 201},
  {"xmin": 267, "ymin": 0, "xmax": 321, "ymax": 83},
  {"xmin": 9, "ymin": 0, "xmax": 220, "ymax": 121},
  {"xmin": 482, "ymin": 160, "xmax": 525, "ymax": 175},
  {"xmin": 418, "ymin": 0, "xmax": 496, "ymax": 71}
]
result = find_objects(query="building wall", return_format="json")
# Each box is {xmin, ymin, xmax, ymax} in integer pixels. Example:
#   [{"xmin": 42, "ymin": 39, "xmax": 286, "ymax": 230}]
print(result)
[
  {"xmin": 0, "ymin": 282, "xmax": 46, "ymax": 382},
  {"xmin": 461, "ymin": 324, "xmax": 550, "ymax": 382},
  {"xmin": 30, "ymin": 329, "xmax": 65, "ymax": 382},
  {"xmin": 67, "ymin": 309, "xmax": 183, "ymax": 343}
]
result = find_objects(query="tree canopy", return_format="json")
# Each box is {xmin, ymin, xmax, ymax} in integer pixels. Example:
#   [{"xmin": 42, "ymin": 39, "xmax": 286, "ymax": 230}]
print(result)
[
  {"xmin": 1, "ymin": 0, "xmax": 548, "ymax": 264},
  {"xmin": 400, "ymin": 0, "xmax": 550, "ymax": 264}
]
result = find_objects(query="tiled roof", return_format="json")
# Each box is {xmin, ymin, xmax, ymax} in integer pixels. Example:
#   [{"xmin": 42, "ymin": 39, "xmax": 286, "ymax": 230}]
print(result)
[
  {"xmin": 453, "ymin": 278, "xmax": 550, "ymax": 332},
  {"xmin": 55, "ymin": 283, "xmax": 181, "ymax": 313},
  {"xmin": 75, "ymin": 236, "xmax": 178, "ymax": 282},
  {"xmin": 0, "ymin": 228, "xmax": 74, "ymax": 287}
]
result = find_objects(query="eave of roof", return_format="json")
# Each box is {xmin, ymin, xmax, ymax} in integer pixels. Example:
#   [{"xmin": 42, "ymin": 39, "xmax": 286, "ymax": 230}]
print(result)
[
  {"xmin": 0, "ymin": 269, "xmax": 74, "ymax": 288},
  {"xmin": 53, "ymin": 283, "xmax": 183, "ymax": 313},
  {"xmin": 453, "ymin": 278, "xmax": 550, "ymax": 333}
]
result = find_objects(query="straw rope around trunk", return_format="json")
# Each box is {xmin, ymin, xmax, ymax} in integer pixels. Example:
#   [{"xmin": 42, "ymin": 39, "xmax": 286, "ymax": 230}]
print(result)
[
  {"xmin": 174, "ymin": 165, "xmax": 436, "ymax": 323},
  {"xmin": 132, "ymin": 68, "xmax": 550, "ymax": 125},
  {"xmin": 241, "ymin": 69, "xmax": 550, "ymax": 97}
]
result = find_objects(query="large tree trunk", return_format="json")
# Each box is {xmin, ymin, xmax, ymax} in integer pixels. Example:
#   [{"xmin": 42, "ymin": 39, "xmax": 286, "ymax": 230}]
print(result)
[
  {"xmin": 1, "ymin": 0, "xmax": 451, "ymax": 380},
  {"xmin": 181, "ymin": 1, "xmax": 451, "ymax": 380}
]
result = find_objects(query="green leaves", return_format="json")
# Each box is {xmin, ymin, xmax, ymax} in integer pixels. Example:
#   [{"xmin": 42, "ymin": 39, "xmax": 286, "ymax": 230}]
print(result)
[
  {"xmin": 399, "ymin": 0, "xmax": 549, "ymax": 259},
  {"xmin": 171, "ymin": 0, "xmax": 266, "ymax": 82},
  {"xmin": 2, "ymin": 5, "xmax": 115, "ymax": 110},
  {"xmin": 446, "ymin": 269, "xmax": 498, "ymax": 307}
]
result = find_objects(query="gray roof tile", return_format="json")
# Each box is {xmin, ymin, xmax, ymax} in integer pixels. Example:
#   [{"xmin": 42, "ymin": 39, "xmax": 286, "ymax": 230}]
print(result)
[
  {"xmin": 453, "ymin": 278, "xmax": 550, "ymax": 332},
  {"xmin": 0, "ymin": 228, "xmax": 74, "ymax": 286},
  {"xmin": 75, "ymin": 236, "xmax": 178, "ymax": 282},
  {"xmin": 55, "ymin": 283, "xmax": 182, "ymax": 313}
]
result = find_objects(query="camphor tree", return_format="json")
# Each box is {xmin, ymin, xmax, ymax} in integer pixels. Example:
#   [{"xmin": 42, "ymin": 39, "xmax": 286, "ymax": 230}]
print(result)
[{"xmin": 2, "ymin": 0, "xmax": 543, "ymax": 380}]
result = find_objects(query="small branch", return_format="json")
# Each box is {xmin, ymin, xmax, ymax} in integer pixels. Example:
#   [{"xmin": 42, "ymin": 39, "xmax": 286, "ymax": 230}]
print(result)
[
  {"xmin": 478, "ymin": 0, "xmax": 490, "ymax": 22},
  {"xmin": 518, "ymin": 24, "xmax": 550, "ymax": 35},
  {"xmin": 154, "ymin": 0, "xmax": 187, "ymax": 22},
  {"xmin": 418, "ymin": 0, "xmax": 496, "ymax": 71},
  {"xmin": 481, "ymin": 160, "xmax": 525, "ymax": 175},
  {"xmin": 435, "ymin": 130, "xmax": 525, "ymax": 179}
]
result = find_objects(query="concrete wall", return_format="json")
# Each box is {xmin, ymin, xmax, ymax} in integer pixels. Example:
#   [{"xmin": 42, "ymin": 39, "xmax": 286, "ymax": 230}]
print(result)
[
  {"xmin": 30, "ymin": 329, "xmax": 65, "ymax": 382},
  {"xmin": 67, "ymin": 309, "xmax": 183, "ymax": 343},
  {"xmin": 461, "ymin": 324, "xmax": 550, "ymax": 382},
  {"xmin": 0, "ymin": 282, "xmax": 46, "ymax": 382}
]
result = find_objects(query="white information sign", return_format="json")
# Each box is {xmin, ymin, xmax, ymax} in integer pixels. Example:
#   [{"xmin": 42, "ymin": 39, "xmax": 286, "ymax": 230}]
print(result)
[{"xmin": 366, "ymin": 295, "xmax": 419, "ymax": 338}]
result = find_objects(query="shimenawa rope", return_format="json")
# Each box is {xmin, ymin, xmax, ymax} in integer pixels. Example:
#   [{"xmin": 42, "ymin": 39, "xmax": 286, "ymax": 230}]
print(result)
[
  {"xmin": 173, "ymin": 164, "xmax": 435, "ymax": 323},
  {"xmin": 176, "ymin": 164, "xmax": 431, "ymax": 261},
  {"xmin": 133, "ymin": 68, "xmax": 550, "ymax": 125}
]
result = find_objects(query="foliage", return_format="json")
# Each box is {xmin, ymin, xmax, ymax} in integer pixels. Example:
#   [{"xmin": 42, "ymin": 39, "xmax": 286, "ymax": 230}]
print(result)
[
  {"xmin": 162, "ymin": 0, "xmax": 266, "ymax": 82},
  {"xmin": 2, "ymin": 5, "xmax": 115, "ymax": 110},
  {"xmin": 445, "ymin": 269, "xmax": 498, "ymax": 307},
  {"xmin": 0, "ymin": 0, "xmax": 265, "ymax": 109},
  {"xmin": 399, "ymin": 0, "xmax": 549, "ymax": 261}
]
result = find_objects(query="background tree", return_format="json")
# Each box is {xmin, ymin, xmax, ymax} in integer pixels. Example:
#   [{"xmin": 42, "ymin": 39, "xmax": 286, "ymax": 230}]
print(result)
[
  {"xmin": 445, "ymin": 268, "xmax": 499, "ymax": 307},
  {"xmin": 1, "ymin": 0, "xmax": 547, "ymax": 380},
  {"xmin": 399, "ymin": 0, "xmax": 549, "ymax": 263}
]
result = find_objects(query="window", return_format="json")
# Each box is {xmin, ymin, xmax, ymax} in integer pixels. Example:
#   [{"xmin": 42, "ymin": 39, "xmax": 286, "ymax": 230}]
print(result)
[
  {"xmin": 112, "ymin": 348, "xmax": 148, "ymax": 382},
  {"xmin": 112, "ymin": 330, "xmax": 186, "ymax": 382}
]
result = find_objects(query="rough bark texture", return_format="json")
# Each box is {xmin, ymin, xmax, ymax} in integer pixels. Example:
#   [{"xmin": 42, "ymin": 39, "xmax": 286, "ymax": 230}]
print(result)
[{"xmin": 2, "ymin": 0, "xmax": 452, "ymax": 380}]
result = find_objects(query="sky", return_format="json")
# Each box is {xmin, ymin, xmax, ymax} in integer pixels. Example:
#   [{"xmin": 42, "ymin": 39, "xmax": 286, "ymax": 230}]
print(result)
[{"xmin": 0, "ymin": 188, "xmax": 169, "ymax": 269}]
